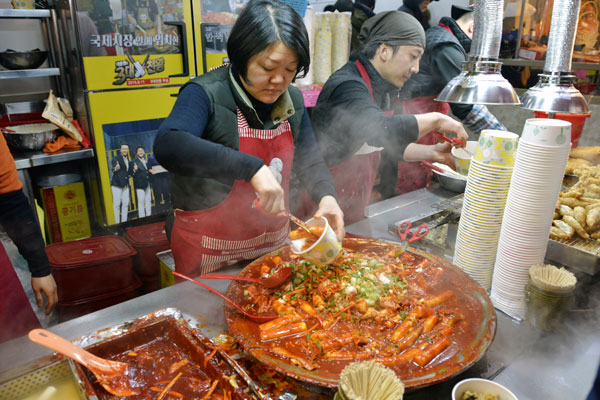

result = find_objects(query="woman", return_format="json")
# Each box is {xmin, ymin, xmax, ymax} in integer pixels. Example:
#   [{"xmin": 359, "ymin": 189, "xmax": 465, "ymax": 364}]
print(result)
[{"xmin": 154, "ymin": 0, "xmax": 344, "ymax": 277}]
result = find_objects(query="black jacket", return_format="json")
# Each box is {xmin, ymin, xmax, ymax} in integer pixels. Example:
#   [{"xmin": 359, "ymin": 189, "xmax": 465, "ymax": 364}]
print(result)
[
  {"xmin": 110, "ymin": 155, "xmax": 130, "ymax": 188},
  {"xmin": 399, "ymin": 17, "xmax": 474, "ymax": 120},
  {"xmin": 130, "ymin": 157, "xmax": 150, "ymax": 190}
]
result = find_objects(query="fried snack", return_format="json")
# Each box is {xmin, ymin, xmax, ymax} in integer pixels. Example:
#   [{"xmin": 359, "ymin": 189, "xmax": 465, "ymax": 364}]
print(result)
[
  {"xmin": 559, "ymin": 205, "xmax": 574, "ymax": 218},
  {"xmin": 553, "ymin": 220, "xmax": 575, "ymax": 239},
  {"xmin": 570, "ymin": 146, "xmax": 600, "ymax": 165},
  {"xmin": 564, "ymin": 215, "xmax": 590, "ymax": 239},
  {"xmin": 561, "ymin": 187, "xmax": 585, "ymax": 198},
  {"xmin": 592, "ymin": 231, "xmax": 600, "ymax": 239},
  {"xmin": 565, "ymin": 157, "xmax": 592, "ymax": 174},
  {"xmin": 587, "ymin": 208, "xmax": 600, "ymax": 231},
  {"xmin": 559, "ymin": 197, "xmax": 586, "ymax": 208},
  {"xmin": 574, "ymin": 206, "xmax": 587, "ymax": 228}
]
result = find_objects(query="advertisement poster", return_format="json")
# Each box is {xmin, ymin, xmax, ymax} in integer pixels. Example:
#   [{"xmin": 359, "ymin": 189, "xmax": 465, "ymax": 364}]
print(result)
[
  {"xmin": 76, "ymin": 0, "xmax": 184, "ymax": 57},
  {"xmin": 103, "ymin": 118, "xmax": 171, "ymax": 224}
]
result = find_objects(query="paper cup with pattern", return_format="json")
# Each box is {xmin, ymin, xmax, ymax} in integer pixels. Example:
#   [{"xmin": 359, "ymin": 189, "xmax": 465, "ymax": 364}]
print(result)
[
  {"xmin": 473, "ymin": 130, "xmax": 519, "ymax": 167},
  {"xmin": 521, "ymin": 118, "xmax": 571, "ymax": 147},
  {"xmin": 290, "ymin": 217, "xmax": 341, "ymax": 266},
  {"xmin": 451, "ymin": 140, "xmax": 478, "ymax": 175}
]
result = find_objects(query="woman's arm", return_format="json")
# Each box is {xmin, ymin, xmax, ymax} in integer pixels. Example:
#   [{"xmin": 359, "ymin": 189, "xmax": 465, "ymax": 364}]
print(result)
[{"xmin": 154, "ymin": 84, "xmax": 264, "ymax": 182}]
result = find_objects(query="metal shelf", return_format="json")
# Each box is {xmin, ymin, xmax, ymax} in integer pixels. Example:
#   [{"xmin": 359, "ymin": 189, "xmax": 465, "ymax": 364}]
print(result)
[
  {"xmin": 13, "ymin": 148, "xmax": 95, "ymax": 169},
  {"xmin": 0, "ymin": 9, "xmax": 51, "ymax": 18},
  {"xmin": 0, "ymin": 68, "xmax": 60, "ymax": 79}
]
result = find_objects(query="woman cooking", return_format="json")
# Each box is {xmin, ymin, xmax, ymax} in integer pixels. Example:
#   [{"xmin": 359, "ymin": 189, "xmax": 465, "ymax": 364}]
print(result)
[{"xmin": 154, "ymin": 0, "xmax": 344, "ymax": 277}]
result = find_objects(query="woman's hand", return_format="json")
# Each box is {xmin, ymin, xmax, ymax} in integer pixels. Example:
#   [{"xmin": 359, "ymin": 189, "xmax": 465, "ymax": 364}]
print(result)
[
  {"xmin": 314, "ymin": 195, "xmax": 345, "ymax": 242},
  {"xmin": 31, "ymin": 274, "xmax": 58, "ymax": 315},
  {"xmin": 250, "ymin": 165, "xmax": 286, "ymax": 215}
]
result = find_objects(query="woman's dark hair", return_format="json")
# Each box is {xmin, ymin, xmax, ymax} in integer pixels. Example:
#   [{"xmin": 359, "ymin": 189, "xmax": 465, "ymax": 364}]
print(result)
[{"xmin": 227, "ymin": 0, "xmax": 310, "ymax": 82}]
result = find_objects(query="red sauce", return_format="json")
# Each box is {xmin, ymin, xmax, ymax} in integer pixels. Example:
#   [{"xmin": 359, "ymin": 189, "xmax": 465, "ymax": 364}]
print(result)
[{"xmin": 226, "ymin": 238, "xmax": 496, "ymax": 389}]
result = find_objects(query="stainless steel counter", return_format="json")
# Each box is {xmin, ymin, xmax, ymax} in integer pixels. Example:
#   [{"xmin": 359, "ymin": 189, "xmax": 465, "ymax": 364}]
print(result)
[{"xmin": 1, "ymin": 185, "xmax": 599, "ymax": 399}]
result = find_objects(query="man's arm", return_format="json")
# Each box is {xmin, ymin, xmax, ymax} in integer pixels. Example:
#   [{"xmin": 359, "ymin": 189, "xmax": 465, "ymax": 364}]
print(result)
[{"xmin": 0, "ymin": 190, "xmax": 57, "ymax": 314}]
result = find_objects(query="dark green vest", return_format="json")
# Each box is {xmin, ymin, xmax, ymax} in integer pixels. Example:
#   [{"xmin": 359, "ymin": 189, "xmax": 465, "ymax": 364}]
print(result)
[{"xmin": 170, "ymin": 66, "xmax": 306, "ymax": 212}]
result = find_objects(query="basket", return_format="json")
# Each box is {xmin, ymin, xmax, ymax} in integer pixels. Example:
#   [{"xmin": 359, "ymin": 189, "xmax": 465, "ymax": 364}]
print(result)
[{"xmin": 281, "ymin": 0, "xmax": 309, "ymax": 17}]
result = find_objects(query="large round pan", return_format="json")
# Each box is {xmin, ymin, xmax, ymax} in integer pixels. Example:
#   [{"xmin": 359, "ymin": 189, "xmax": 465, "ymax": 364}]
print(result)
[{"xmin": 225, "ymin": 238, "xmax": 496, "ymax": 390}]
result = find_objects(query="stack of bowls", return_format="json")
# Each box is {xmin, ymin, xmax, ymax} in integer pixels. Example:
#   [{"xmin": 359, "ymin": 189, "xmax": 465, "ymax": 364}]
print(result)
[
  {"xmin": 491, "ymin": 119, "xmax": 571, "ymax": 319},
  {"xmin": 453, "ymin": 130, "xmax": 518, "ymax": 290}
]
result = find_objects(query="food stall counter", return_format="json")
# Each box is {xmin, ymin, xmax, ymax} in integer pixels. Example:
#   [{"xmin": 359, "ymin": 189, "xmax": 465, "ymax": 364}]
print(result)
[{"xmin": 1, "ymin": 185, "xmax": 599, "ymax": 400}]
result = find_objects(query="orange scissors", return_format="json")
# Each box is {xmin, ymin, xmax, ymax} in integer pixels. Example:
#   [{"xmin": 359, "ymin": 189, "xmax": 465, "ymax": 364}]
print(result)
[{"xmin": 398, "ymin": 220, "xmax": 429, "ymax": 252}]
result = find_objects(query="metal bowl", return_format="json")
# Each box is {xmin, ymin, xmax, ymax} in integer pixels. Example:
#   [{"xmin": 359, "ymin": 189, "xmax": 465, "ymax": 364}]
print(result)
[
  {"xmin": 433, "ymin": 170, "xmax": 467, "ymax": 193},
  {"xmin": 2, "ymin": 123, "xmax": 58, "ymax": 151},
  {"xmin": 0, "ymin": 49, "xmax": 48, "ymax": 70}
]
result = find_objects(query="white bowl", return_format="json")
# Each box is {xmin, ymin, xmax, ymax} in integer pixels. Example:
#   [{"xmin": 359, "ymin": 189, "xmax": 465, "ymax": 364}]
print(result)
[{"xmin": 452, "ymin": 378, "xmax": 518, "ymax": 400}]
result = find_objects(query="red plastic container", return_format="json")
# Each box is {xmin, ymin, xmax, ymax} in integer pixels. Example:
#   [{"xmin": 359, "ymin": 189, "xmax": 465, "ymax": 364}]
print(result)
[
  {"xmin": 533, "ymin": 111, "xmax": 591, "ymax": 147},
  {"xmin": 46, "ymin": 236, "xmax": 137, "ymax": 302},
  {"xmin": 140, "ymin": 274, "xmax": 162, "ymax": 294},
  {"xmin": 56, "ymin": 276, "xmax": 142, "ymax": 322},
  {"xmin": 125, "ymin": 222, "xmax": 170, "ymax": 277}
]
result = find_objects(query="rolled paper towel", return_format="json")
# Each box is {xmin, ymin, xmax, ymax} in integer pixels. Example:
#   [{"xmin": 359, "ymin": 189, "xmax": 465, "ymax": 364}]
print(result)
[
  {"xmin": 313, "ymin": 12, "xmax": 333, "ymax": 84},
  {"xmin": 331, "ymin": 11, "xmax": 351, "ymax": 73}
]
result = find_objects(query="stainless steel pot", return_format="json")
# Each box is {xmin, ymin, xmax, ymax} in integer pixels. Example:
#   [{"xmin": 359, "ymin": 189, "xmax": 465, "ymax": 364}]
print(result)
[
  {"xmin": 433, "ymin": 170, "xmax": 467, "ymax": 193},
  {"xmin": 2, "ymin": 123, "xmax": 58, "ymax": 151}
]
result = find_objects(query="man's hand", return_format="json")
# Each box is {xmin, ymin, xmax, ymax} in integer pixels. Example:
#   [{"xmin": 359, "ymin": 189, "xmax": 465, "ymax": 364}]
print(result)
[
  {"xmin": 314, "ymin": 195, "xmax": 345, "ymax": 242},
  {"xmin": 415, "ymin": 113, "xmax": 469, "ymax": 144},
  {"xmin": 434, "ymin": 114, "xmax": 468, "ymax": 144},
  {"xmin": 430, "ymin": 142, "xmax": 456, "ymax": 170},
  {"xmin": 250, "ymin": 165, "xmax": 285, "ymax": 215},
  {"xmin": 114, "ymin": 162, "xmax": 120, "ymax": 171},
  {"xmin": 31, "ymin": 274, "xmax": 58, "ymax": 315}
]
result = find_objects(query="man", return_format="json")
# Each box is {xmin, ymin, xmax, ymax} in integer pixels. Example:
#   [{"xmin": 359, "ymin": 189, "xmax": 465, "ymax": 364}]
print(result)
[
  {"xmin": 0, "ymin": 133, "xmax": 57, "ymax": 342},
  {"xmin": 400, "ymin": 5, "xmax": 506, "ymax": 135},
  {"xmin": 350, "ymin": 0, "xmax": 376, "ymax": 58},
  {"xmin": 398, "ymin": 0, "xmax": 437, "ymax": 31},
  {"xmin": 130, "ymin": 146, "xmax": 152, "ymax": 218},
  {"xmin": 311, "ymin": 11, "xmax": 467, "ymax": 222},
  {"xmin": 111, "ymin": 143, "xmax": 131, "ymax": 223}
]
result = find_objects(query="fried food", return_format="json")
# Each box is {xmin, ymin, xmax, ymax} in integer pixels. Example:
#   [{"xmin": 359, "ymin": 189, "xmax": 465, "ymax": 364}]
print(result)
[
  {"xmin": 570, "ymin": 146, "xmax": 600, "ymax": 165},
  {"xmin": 574, "ymin": 206, "xmax": 587, "ymax": 228},
  {"xmin": 564, "ymin": 215, "xmax": 590, "ymax": 239},
  {"xmin": 565, "ymin": 158, "xmax": 592, "ymax": 174},
  {"xmin": 587, "ymin": 208, "xmax": 600, "ymax": 231},
  {"xmin": 553, "ymin": 219, "xmax": 575, "ymax": 239},
  {"xmin": 550, "ymin": 226, "xmax": 572, "ymax": 240},
  {"xmin": 559, "ymin": 205, "xmax": 574, "ymax": 217}
]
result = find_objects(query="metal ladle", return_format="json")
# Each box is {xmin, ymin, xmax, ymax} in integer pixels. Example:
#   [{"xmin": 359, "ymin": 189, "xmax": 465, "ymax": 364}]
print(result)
[{"xmin": 172, "ymin": 271, "xmax": 278, "ymax": 322}]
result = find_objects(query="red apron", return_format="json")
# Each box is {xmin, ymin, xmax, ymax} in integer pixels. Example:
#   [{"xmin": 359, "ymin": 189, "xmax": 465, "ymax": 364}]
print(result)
[
  {"xmin": 170, "ymin": 109, "xmax": 293, "ymax": 276},
  {"xmin": 392, "ymin": 95, "xmax": 450, "ymax": 195},
  {"xmin": 0, "ymin": 244, "xmax": 41, "ymax": 343},
  {"xmin": 295, "ymin": 60, "xmax": 384, "ymax": 225}
]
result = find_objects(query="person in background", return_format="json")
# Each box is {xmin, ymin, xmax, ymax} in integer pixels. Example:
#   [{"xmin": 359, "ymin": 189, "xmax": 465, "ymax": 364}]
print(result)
[
  {"xmin": 154, "ymin": 0, "xmax": 344, "ymax": 277},
  {"xmin": 110, "ymin": 143, "xmax": 131, "ymax": 224},
  {"xmin": 398, "ymin": 0, "xmax": 436, "ymax": 31},
  {"xmin": 324, "ymin": 0, "xmax": 353, "ymax": 12},
  {"xmin": 310, "ymin": 11, "xmax": 467, "ymax": 222},
  {"xmin": 130, "ymin": 145, "xmax": 152, "ymax": 218},
  {"xmin": 0, "ymin": 133, "xmax": 57, "ymax": 343},
  {"xmin": 400, "ymin": 4, "xmax": 506, "ymax": 135},
  {"xmin": 148, "ymin": 154, "xmax": 171, "ymax": 214},
  {"xmin": 350, "ymin": 0, "xmax": 376, "ymax": 58}
]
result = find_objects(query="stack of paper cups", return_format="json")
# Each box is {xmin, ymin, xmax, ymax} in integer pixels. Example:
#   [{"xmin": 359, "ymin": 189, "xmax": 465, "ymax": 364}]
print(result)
[
  {"xmin": 491, "ymin": 119, "xmax": 571, "ymax": 319},
  {"xmin": 313, "ymin": 12, "xmax": 333, "ymax": 84},
  {"xmin": 295, "ymin": 6, "xmax": 315, "ymax": 86},
  {"xmin": 453, "ymin": 130, "xmax": 519, "ymax": 289},
  {"xmin": 331, "ymin": 12, "xmax": 351, "ymax": 73}
]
